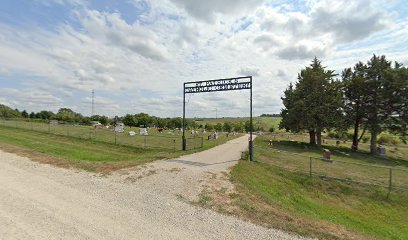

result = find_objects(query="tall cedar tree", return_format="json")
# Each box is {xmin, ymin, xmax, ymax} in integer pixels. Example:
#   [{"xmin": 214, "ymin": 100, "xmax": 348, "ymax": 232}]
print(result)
[
  {"xmin": 388, "ymin": 64, "xmax": 408, "ymax": 142},
  {"xmin": 364, "ymin": 55, "xmax": 407, "ymax": 153},
  {"xmin": 280, "ymin": 58, "xmax": 343, "ymax": 146},
  {"xmin": 342, "ymin": 62, "xmax": 369, "ymax": 150}
]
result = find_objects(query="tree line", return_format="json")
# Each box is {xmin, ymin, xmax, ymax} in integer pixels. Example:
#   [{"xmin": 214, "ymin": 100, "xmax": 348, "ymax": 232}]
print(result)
[
  {"xmin": 0, "ymin": 104, "xmax": 254, "ymax": 132},
  {"xmin": 280, "ymin": 55, "xmax": 408, "ymax": 154}
]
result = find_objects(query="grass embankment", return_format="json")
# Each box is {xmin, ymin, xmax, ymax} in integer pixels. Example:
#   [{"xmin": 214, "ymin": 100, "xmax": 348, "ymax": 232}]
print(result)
[
  {"xmin": 0, "ymin": 126, "xmax": 182, "ymax": 172},
  {"xmin": 198, "ymin": 135, "xmax": 408, "ymax": 239},
  {"xmin": 229, "ymin": 161, "xmax": 408, "ymax": 240},
  {"xmin": 0, "ymin": 119, "xmax": 241, "ymax": 151},
  {"xmin": 0, "ymin": 125, "xmax": 242, "ymax": 172}
]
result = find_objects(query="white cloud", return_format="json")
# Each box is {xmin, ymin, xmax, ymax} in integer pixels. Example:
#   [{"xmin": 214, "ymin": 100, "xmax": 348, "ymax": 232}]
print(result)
[
  {"xmin": 310, "ymin": 0, "xmax": 392, "ymax": 43},
  {"xmin": 0, "ymin": 88, "xmax": 63, "ymax": 112},
  {"xmin": 0, "ymin": 0, "xmax": 406, "ymax": 117},
  {"xmin": 79, "ymin": 10, "xmax": 170, "ymax": 61}
]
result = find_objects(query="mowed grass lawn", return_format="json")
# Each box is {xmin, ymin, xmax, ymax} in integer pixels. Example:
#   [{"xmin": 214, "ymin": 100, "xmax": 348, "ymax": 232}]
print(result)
[
  {"xmin": 220, "ymin": 136, "xmax": 408, "ymax": 239},
  {"xmin": 230, "ymin": 161, "xmax": 408, "ymax": 240},
  {"xmin": 0, "ymin": 119, "xmax": 242, "ymax": 151},
  {"xmin": 0, "ymin": 126, "xmax": 182, "ymax": 172},
  {"xmin": 0, "ymin": 125, "xmax": 242, "ymax": 172},
  {"xmin": 254, "ymin": 136, "xmax": 408, "ymax": 189},
  {"xmin": 194, "ymin": 116, "xmax": 283, "ymax": 132}
]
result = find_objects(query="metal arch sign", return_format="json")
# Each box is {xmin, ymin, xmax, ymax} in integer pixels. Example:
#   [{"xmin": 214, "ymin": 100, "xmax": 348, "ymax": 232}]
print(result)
[
  {"xmin": 182, "ymin": 76, "xmax": 254, "ymax": 161},
  {"xmin": 184, "ymin": 77, "xmax": 252, "ymax": 94}
]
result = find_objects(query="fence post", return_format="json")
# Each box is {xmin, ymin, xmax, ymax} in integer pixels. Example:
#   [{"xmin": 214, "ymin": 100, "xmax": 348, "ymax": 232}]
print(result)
[
  {"xmin": 48, "ymin": 123, "xmax": 50, "ymax": 133},
  {"xmin": 144, "ymin": 135, "xmax": 147, "ymax": 148},
  {"xmin": 201, "ymin": 136, "xmax": 204, "ymax": 148},
  {"xmin": 31, "ymin": 121, "xmax": 33, "ymax": 130},
  {"xmin": 389, "ymin": 168, "xmax": 393, "ymax": 193},
  {"xmin": 173, "ymin": 139, "xmax": 176, "ymax": 152},
  {"xmin": 309, "ymin": 157, "xmax": 312, "ymax": 177},
  {"xmin": 67, "ymin": 124, "xmax": 69, "ymax": 136},
  {"xmin": 114, "ymin": 130, "xmax": 117, "ymax": 144}
]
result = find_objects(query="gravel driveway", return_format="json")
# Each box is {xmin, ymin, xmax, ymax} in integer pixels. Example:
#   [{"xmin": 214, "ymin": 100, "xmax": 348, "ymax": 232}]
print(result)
[{"xmin": 0, "ymin": 135, "xmax": 304, "ymax": 240}]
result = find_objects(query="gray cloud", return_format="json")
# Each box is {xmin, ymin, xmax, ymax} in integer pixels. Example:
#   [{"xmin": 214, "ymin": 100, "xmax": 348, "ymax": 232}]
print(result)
[
  {"xmin": 237, "ymin": 67, "xmax": 259, "ymax": 76},
  {"xmin": 170, "ymin": 0, "xmax": 263, "ymax": 23},
  {"xmin": 276, "ymin": 44, "xmax": 327, "ymax": 60},
  {"xmin": 310, "ymin": 0, "xmax": 390, "ymax": 43},
  {"xmin": 276, "ymin": 69, "xmax": 286, "ymax": 77},
  {"xmin": 253, "ymin": 34, "xmax": 281, "ymax": 50}
]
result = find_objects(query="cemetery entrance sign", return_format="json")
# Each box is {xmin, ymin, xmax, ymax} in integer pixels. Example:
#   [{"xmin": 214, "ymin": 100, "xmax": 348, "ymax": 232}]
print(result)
[{"xmin": 182, "ymin": 76, "xmax": 254, "ymax": 161}]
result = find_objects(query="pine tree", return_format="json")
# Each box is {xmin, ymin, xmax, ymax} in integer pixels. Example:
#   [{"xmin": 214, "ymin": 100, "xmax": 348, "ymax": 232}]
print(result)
[{"xmin": 280, "ymin": 58, "xmax": 343, "ymax": 146}]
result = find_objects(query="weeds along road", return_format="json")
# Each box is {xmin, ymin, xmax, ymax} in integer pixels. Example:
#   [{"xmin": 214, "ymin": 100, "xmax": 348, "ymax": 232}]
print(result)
[{"xmin": 0, "ymin": 135, "xmax": 304, "ymax": 240}]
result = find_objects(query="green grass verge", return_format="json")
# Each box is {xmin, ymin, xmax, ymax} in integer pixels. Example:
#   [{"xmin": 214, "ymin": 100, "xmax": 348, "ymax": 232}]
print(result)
[
  {"xmin": 230, "ymin": 160, "xmax": 408, "ymax": 240},
  {"xmin": 0, "ymin": 125, "xmax": 242, "ymax": 172},
  {"xmin": 0, "ymin": 125, "xmax": 182, "ymax": 172}
]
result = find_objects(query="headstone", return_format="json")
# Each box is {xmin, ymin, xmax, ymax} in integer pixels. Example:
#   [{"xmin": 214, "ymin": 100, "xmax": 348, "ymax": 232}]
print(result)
[
  {"xmin": 128, "ymin": 131, "xmax": 136, "ymax": 136},
  {"xmin": 115, "ymin": 123, "xmax": 124, "ymax": 132},
  {"xmin": 139, "ymin": 128, "xmax": 148, "ymax": 135},
  {"xmin": 336, "ymin": 140, "xmax": 340, "ymax": 146},
  {"xmin": 323, "ymin": 149, "xmax": 331, "ymax": 160},
  {"xmin": 49, "ymin": 120, "xmax": 59, "ymax": 126},
  {"xmin": 378, "ymin": 146, "xmax": 386, "ymax": 158}
]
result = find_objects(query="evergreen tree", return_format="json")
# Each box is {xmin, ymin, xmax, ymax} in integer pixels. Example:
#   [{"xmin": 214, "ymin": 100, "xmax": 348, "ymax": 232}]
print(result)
[
  {"xmin": 21, "ymin": 110, "xmax": 29, "ymax": 118},
  {"xmin": 342, "ymin": 62, "xmax": 369, "ymax": 150},
  {"xmin": 280, "ymin": 58, "xmax": 343, "ymax": 146}
]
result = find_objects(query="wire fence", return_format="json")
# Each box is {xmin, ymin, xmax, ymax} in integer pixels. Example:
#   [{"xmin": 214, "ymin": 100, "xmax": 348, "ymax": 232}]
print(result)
[
  {"xmin": 262, "ymin": 132, "xmax": 408, "ymax": 150},
  {"xmin": 0, "ymin": 118, "xmax": 203, "ymax": 151},
  {"xmin": 254, "ymin": 145, "xmax": 408, "ymax": 192}
]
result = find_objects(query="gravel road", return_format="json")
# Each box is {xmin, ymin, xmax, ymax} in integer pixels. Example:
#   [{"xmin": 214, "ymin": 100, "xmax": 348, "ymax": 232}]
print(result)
[{"xmin": 0, "ymin": 135, "xmax": 304, "ymax": 240}]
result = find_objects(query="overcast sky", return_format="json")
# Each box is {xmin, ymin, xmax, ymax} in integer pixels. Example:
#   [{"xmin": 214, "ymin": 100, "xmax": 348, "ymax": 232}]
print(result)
[{"xmin": 0, "ymin": 0, "xmax": 407, "ymax": 118}]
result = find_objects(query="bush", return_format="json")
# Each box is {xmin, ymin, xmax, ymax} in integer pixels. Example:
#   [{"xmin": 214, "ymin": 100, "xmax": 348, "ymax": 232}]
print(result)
[
  {"xmin": 327, "ymin": 131, "xmax": 340, "ymax": 139},
  {"xmin": 269, "ymin": 127, "xmax": 275, "ymax": 133},
  {"xmin": 377, "ymin": 135, "xmax": 400, "ymax": 145}
]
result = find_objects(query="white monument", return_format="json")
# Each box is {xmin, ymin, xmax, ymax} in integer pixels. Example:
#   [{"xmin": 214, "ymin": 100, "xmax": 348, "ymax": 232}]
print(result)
[{"xmin": 140, "ymin": 128, "xmax": 148, "ymax": 135}]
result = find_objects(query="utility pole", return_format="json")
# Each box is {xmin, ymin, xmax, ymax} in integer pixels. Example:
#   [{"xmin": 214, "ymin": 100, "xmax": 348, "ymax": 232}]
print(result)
[{"xmin": 91, "ymin": 89, "xmax": 95, "ymax": 116}]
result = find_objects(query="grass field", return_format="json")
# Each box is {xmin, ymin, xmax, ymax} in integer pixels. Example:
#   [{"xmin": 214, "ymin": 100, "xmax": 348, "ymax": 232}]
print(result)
[
  {"xmin": 194, "ymin": 116, "xmax": 282, "ymax": 132},
  {"xmin": 254, "ymin": 135, "xmax": 408, "ymax": 190},
  {"xmin": 0, "ymin": 119, "xmax": 243, "ymax": 152},
  {"xmin": 228, "ymin": 161, "xmax": 408, "ymax": 240},
  {"xmin": 2, "ymin": 117, "xmax": 408, "ymax": 239},
  {"xmin": 196, "ymin": 135, "xmax": 408, "ymax": 240},
  {"xmin": 0, "ymin": 125, "xmax": 241, "ymax": 172}
]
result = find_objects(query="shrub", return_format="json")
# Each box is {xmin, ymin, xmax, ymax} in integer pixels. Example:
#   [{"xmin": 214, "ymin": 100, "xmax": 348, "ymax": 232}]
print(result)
[{"xmin": 377, "ymin": 135, "xmax": 400, "ymax": 145}]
